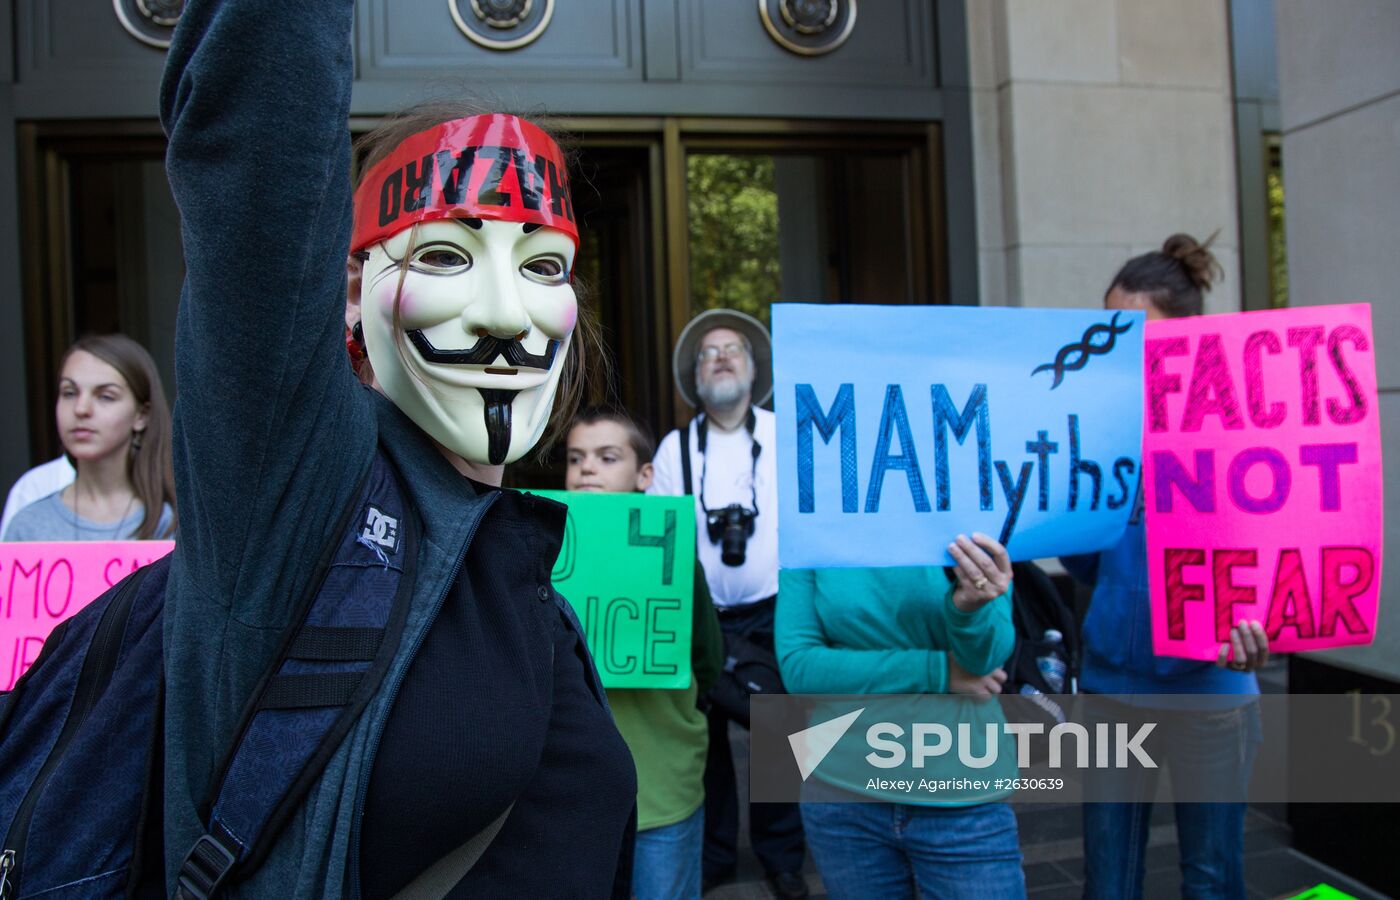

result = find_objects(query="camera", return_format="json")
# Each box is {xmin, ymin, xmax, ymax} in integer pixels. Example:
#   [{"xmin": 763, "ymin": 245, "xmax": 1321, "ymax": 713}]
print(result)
[{"xmin": 706, "ymin": 504, "xmax": 756, "ymax": 567}]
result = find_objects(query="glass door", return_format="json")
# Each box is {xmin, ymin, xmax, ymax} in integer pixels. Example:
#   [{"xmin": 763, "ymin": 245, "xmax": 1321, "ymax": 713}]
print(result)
[
  {"xmin": 18, "ymin": 123, "xmax": 178, "ymax": 462},
  {"xmin": 685, "ymin": 146, "xmax": 934, "ymax": 326},
  {"xmin": 17, "ymin": 119, "xmax": 944, "ymax": 469},
  {"xmin": 664, "ymin": 121, "xmax": 944, "ymax": 428}
]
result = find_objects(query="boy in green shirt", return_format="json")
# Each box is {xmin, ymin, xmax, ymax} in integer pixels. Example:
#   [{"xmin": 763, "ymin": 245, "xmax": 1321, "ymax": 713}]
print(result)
[{"xmin": 565, "ymin": 406, "xmax": 723, "ymax": 900}]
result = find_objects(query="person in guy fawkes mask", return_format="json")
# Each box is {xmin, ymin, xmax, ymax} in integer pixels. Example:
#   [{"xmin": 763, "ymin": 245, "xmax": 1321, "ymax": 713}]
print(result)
[
  {"xmin": 158, "ymin": 2, "xmax": 634, "ymax": 896},
  {"xmin": 649, "ymin": 309, "xmax": 807, "ymax": 898},
  {"xmin": 346, "ymin": 114, "xmax": 582, "ymax": 468}
]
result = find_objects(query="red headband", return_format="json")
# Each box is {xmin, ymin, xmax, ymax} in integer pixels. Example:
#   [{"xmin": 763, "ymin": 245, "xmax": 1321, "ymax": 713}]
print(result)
[{"xmin": 351, "ymin": 114, "xmax": 577, "ymax": 254}]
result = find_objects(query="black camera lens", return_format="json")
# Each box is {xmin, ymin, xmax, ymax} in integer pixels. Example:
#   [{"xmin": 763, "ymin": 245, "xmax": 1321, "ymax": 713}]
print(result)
[
  {"xmin": 707, "ymin": 504, "xmax": 756, "ymax": 567},
  {"xmin": 720, "ymin": 520, "xmax": 747, "ymax": 567}
]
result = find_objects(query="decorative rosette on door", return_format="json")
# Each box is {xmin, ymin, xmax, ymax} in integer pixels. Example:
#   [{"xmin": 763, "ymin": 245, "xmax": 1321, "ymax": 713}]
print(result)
[
  {"xmin": 114, "ymin": 0, "xmax": 183, "ymax": 49},
  {"xmin": 449, "ymin": 0, "xmax": 555, "ymax": 51},
  {"xmin": 759, "ymin": 0, "xmax": 857, "ymax": 57}
]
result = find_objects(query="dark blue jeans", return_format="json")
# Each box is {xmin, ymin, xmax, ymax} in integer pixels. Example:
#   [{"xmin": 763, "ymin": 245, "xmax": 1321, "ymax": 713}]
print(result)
[
  {"xmin": 1082, "ymin": 697, "xmax": 1263, "ymax": 899},
  {"xmin": 633, "ymin": 806, "xmax": 703, "ymax": 900},
  {"xmin": 801, "ymin": 797, "xmax": 1026, "ymax": 900}
]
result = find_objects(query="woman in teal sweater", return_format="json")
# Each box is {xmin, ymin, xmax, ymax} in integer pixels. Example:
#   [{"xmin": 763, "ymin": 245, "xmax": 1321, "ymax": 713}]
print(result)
[{"xmin": 777, "ymin": 532, "xmax": 1025, "ymax": 899}]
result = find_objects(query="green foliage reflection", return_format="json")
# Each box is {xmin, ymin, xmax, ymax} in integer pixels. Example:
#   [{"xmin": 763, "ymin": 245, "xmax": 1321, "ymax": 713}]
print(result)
[
  {"xmin": 1266, "ymin": 137, "xmax": 1288, "ymax": 309},
  {"xmin": 687, "ymin": 154, "xmax": 780, "ymax": 325}
]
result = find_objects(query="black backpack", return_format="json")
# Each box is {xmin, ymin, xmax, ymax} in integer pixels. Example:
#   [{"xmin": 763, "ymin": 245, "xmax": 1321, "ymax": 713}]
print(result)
[
  {"xmin": 0, "ymin": 452, "xmax": 415, "ymax": 900},
  {"xmin": 705, "ymin": 623, "xmax": 785, "ymax": 729},
  {"xmin": 1001, "ymin": 561, "xmax": 1079, "ymax": 721}
]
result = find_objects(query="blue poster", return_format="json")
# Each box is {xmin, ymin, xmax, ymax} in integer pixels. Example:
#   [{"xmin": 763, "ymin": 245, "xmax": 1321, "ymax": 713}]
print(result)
[{"xmin": 773, "ymin": 304, "xmax": 1145, "ymax": 569}]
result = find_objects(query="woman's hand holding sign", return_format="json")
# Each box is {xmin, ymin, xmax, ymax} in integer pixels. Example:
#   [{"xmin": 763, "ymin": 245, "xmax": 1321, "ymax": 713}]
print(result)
[
  {"xmin": 1216, "ymin": 619, "xmax": 1270, "ymax": 672},
  {"xmin": 949, "ymin": 532, "xmax": 1013, "ymax": 613}
]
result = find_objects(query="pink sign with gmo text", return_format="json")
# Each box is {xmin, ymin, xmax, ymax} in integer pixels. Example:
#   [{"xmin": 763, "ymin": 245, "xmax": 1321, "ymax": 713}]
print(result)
[
  {"xmin": 1, "ymin": 541, "xmax": 174, "ymax": 690},
  {"xmin": 1144, "ymin": 304, "xmax": 1383, "ymax": 660}
]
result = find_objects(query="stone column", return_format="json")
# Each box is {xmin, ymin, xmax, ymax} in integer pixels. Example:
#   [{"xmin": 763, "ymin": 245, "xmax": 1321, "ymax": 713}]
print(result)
[
  {"xmin": 1275, "ymin": 0, "xmax": 1400, "ymax": 678},
  {"xmin": 967, "ymin": 0, "xmax": 1241, "ymax": 312}
]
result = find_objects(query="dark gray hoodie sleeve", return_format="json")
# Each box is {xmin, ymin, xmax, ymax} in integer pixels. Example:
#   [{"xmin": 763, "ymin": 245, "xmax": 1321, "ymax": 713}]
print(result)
[
  {"xmin": 158, "ymin": 3, "xmax": 381, "ymax": 889},
  {"xmin": 160, "ymin": 0, "xmax": 375, "ymax": 625}
]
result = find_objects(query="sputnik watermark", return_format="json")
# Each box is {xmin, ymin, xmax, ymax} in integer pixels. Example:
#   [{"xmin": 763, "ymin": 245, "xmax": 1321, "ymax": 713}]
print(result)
[
  {"xmin": 753, "ymin": 694, "xmax": 1400, "ymax": 804},
  {"xmin": 788, "ymin": 708, "xmax": 864, "ymax": 780},
  {"xmin": 789, "ymin": 710, "xmax": 1157, "ymax": 780}
]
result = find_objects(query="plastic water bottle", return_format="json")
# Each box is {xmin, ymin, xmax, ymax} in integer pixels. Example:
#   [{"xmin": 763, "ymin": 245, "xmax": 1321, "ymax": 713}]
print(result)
[
  {"xmin": 1017, "ymin": 684, "xmax": 1067, "ymax": 724},
  {"xmin": 1035, "ymin": 629, "xmax": 1067, "ymax": 693}
]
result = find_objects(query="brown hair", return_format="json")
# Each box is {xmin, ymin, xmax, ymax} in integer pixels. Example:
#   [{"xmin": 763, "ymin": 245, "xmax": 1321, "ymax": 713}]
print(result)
[
  {"xmin": 568, "ymin": 405, "xmax": 656, "ymax": 464},
  {"xmin": 1106, "ymin": 232, "xmax": 1223, "ymax": 319},
  {"xmin": 60, "ymin": 334, "xmax": 177, "ymax": 539},
  {"xmin": 352, "ymin": 101, "xmax": 607, "ymax": 459}
]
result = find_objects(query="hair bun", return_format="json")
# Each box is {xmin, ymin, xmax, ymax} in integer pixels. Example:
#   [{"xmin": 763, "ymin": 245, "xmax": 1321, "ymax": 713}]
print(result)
[{"xmin": 1161, "ymin": 232, "xmax": 1223, "ymax": 292}]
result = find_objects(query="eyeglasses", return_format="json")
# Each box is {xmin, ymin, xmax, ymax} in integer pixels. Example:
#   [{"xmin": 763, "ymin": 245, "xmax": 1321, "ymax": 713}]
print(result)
[{"xmin": 697, "ymin": 342, "xmax": 747, "ymax": 363}]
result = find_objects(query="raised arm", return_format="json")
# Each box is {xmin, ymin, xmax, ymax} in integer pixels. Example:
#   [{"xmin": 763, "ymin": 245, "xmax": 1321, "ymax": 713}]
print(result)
[{"xmin": 161, "ymin": 0, "xmax": 374, "ymax": 605}]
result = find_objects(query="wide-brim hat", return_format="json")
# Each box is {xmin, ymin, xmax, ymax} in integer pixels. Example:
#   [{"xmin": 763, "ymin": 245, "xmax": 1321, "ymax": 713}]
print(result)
[{"xmin": 673, "ymin": 308, "xmax": 773, "ymax": 409}]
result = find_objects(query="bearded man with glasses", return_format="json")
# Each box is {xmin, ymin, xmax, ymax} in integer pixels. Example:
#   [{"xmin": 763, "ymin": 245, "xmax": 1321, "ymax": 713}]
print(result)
[{"xmin": 650, "ymin": 309, "xmax": 808, "ymax": 899}]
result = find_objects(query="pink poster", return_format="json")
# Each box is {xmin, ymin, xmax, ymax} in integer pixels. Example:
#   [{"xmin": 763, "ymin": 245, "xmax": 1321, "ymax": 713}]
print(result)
[
  {"xmin": 1145, "ymin": 304, "xmax": 1383, "ymax": 660},
  {"xmin": 1, "ymin": 541, "xmax": 174, "ymax": 690}
]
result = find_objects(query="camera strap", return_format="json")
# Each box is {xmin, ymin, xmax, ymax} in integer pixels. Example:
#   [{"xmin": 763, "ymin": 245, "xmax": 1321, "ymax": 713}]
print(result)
[
  {"xmin": 680, "ymin": 419, "xmax": 694, "ymax": 498},
  {"xmin": 688, "ymin": 409, "xmax": 760, "ymax": 517}
]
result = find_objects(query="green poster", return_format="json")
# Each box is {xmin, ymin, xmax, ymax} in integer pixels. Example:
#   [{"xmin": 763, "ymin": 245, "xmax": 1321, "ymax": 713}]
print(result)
[
  {"xmin": 533, "ymin": 491, "xmax": 696, "ymax": 689},
  {"xmin": 1283, "ymin": 886, "xmax": 1356, "ymax": 900}
]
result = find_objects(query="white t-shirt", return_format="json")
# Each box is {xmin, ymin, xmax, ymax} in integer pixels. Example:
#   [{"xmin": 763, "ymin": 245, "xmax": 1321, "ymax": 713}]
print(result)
[
  {"xmin": 1, "ymin": 456, "xmax": 76, "ymax": 537},
  {"xmin": 650, "ymin": 407, "xmax": 778, "ymax": 607}
]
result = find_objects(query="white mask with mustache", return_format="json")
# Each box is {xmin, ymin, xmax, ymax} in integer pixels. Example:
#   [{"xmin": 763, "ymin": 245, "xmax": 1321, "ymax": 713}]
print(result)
[{"xmin": 360, "ymin": 218, "xmax": 577, "ymax": 465}]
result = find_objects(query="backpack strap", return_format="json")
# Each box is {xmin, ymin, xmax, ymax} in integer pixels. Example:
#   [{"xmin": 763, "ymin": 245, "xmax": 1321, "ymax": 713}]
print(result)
[
  {"xmin": 176, "ymin": 450, "xmax": 418, "ymax": 900},
  {"xmin": 388, "ymin": 802, "xmax": 513, "ymax": 900}
]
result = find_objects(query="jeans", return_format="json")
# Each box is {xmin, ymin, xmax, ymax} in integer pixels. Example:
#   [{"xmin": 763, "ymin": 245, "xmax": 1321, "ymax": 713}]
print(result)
[
  {"xmin": 1082, "ymin": 697, "xmax": 1263, "ymax": 900},
  {"xmin": 801, "ymin": 798, "xmax": 1026, "ymax": 900},
  {"xmin": 633, "ymin": 806, "xmax": 703, "ymax": 900},
  {"xmin": 704, "ymin": 598, "xmax": 806, "ymax": 878}
]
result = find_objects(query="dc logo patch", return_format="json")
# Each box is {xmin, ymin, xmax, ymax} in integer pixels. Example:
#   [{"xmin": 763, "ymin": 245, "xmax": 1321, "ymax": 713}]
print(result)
[{"xmin": 361, "ymin": 506, "xmax": 400, "ymax": 553}]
